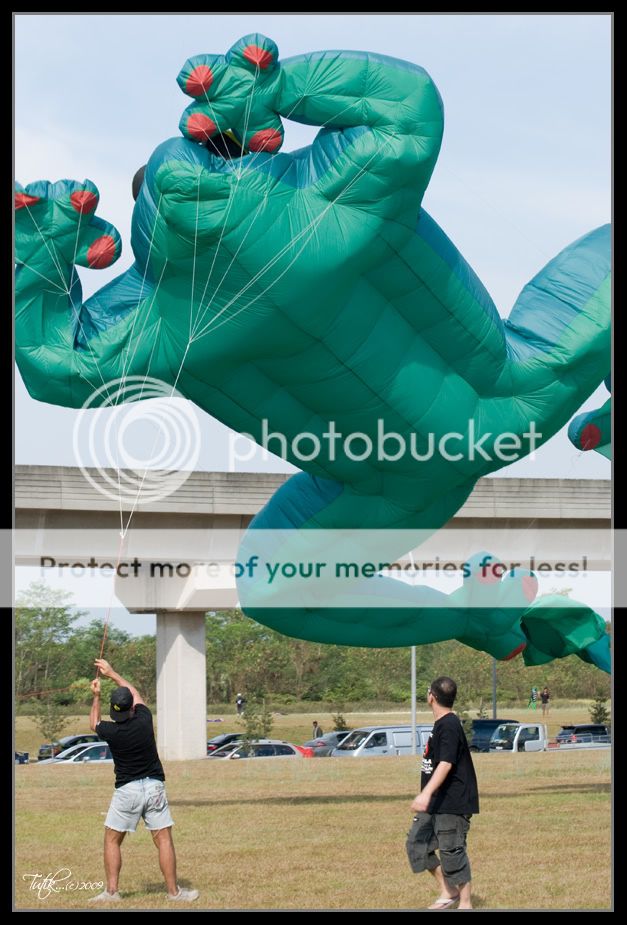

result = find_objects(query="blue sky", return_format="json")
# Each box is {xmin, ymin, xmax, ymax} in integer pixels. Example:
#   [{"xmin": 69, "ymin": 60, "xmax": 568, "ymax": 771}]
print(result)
[{"xmin": 15, "ymin": 14, "xmax": 612, "ymax": 633}]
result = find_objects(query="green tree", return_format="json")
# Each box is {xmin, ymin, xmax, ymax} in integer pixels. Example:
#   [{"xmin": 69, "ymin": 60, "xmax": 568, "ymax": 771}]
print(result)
[
  {"xmin": 237, "ymin": 697, "xmax": 274, "ymax": 745},
  {"xmin": 69, "ymin": 676, "xmax": 116, "ymax": 706},
  {"xmin": 34, "ymin": 698, "xmax": 71, "ymax": 745},
  {"xmin": 15, "ymin": 582, "xmax": 83, "ymax": 698},
  {"xmin": 589, "ymin": 692, "xmax": 610, "ymax": 725}
]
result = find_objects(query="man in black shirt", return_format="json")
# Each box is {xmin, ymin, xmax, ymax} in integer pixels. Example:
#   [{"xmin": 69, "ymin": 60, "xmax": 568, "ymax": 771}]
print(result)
[
  {"xmin": 406, "ymin": 676, "xmax": 478, "ymax": 910},
  {"xmin": 88, "ymin": 658, "xmax": 199, "ymax": 904}
]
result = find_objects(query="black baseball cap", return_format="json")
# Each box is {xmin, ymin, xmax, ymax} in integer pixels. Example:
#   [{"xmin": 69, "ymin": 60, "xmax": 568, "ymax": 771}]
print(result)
[{"xmin": 110, "ymin": 687, "xmax": 133, "ymax": 722}]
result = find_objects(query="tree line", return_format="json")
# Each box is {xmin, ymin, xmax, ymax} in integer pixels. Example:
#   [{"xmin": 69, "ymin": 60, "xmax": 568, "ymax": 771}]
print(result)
[{"xmin": 16, "ymin": 583, "xmax": 611, "ymax": 710}]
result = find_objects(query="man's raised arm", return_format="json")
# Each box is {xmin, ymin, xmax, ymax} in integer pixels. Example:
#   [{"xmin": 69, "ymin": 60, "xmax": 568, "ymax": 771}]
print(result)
[{"xmin": 94, "ymin": 658, "xmax": 146, "ymax": 707}]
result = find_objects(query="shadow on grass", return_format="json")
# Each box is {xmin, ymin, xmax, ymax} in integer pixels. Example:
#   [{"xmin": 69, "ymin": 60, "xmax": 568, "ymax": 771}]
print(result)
[
  {"xmin": 120, "ymin": 879, "xmax": 196, "ymax": 898},
  {"xmin": 171, "ymin": 782, "xmax": 609, "ymax": 809},
  {"xmin": 486, "ymin": 783, "xmax": 610, "ymax": 798},
  {"xmin": 171, "ymin": 793, "xmax": 413, "ymax": 808}
]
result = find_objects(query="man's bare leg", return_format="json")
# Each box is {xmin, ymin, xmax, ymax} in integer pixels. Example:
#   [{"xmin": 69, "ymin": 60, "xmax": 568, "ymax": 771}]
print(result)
[
  {"xmin": 104, "ymin": 828, "xmax": 126, "ymax": 893},
  {"xmin": 429, "ymin": 865, "xmax": 459, "ymax": 898},
  {"xmin": 457, "ymin": 881, "xmax": 473, "ymax": 909},
  {"xmin": 151, "ymin": 826, "xmax": 178, "ymax": 896}
]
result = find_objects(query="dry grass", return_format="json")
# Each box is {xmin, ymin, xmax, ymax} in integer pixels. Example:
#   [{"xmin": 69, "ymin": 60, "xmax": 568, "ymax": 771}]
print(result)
[{"xmin": 15, "ymin": 713, "xmax": 611, "ymax": 911}]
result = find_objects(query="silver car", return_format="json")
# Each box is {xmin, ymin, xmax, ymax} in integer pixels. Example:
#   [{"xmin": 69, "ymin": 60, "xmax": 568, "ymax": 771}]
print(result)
[
  {"xmin": 331, "ymin": 725, "xmax": 433, "ymax": 757},
  {"xmin": 38, "ymin": 742, "xmax": 112, "ymax": 765},
  {"xmin": 302, "ymin": 731, "xmax": 353, "ymax": 756},
  {"xmin": 207, "ymin": 739, "xmax": 303, "ymax": 759}
]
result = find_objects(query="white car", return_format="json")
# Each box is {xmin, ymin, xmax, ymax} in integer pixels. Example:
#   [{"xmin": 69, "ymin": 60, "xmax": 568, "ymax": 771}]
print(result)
[
  {"xmin": 38, "ymin": 742, "xmax": 112, "ymax": 764},
  {"xmin": 207, "ymin": 739, "xmax": 304, "ymax": 759}
]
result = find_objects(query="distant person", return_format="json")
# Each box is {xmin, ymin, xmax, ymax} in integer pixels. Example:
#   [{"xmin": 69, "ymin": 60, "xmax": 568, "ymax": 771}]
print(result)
[
  {"xmin": 406, "ymin": 677, "xmax": 478, "ymax": 911},
  {"xmin": 88, "ymin": 658, "xmax": 199, "ymax": 904},
  {"xmin": 540, "ymin": 687, "xmax": 551, "ymax": 716},
  {"xmin": 312, "ymin": 720, "xmax": 324, "ymax": 738},
  {"xmin": 527, "ymin": 687, "xmax": 539, "ymax": 710},
  {"xmin": 236, "ymin": 693, "xmax": 247, "ymax": 715}
]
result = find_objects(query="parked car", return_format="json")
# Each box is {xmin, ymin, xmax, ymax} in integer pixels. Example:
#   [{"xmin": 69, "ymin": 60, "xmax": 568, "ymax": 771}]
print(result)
[
  {"xmin": 206, "ymin": 740, "xmax": 243, "ymax": 759},
  {"xmin": 469, "ymin": 718, "xmax": 520, "ymax": 752},
  {"xmin": 331, "ymin": 725, "xmax": 433, "ymax": 757},
  {"xmin": 207, "ymin": 733, "xmax": 243, "ymax": 755},
  {"xmin": 489, "ymin": 722, "xmax": 611, "ymax": 752},
  {"xmin": 15, "ymin": 751, "xmax": 29, "ymax": 765},
  {"xmin": 294, "ymin": 745, "xmax": 315, "ymax": 758},
  {"xmin": 207, "ymin": 739, "xmax": 304, "ymax": 759},
  {"xmin": 37, "ymin": 741, "xmax": 106, "ymax": 765},
  {"xmin": 47, "ymin": 743, "xmax": 113, "ymax": 764},
  {"xmin": 302, "ymin": 731, "xmax": 353, "ymax": 756},
  {"xmin": 555, "ymin": 724, "xmax": 611, "ymax": 744},
  {"xmin": 38, "ymin": 733, "xmax": 102, "ymax": 761}
]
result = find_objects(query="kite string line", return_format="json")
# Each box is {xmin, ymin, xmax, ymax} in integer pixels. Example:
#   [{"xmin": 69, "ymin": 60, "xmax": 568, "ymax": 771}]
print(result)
[
  {"xmin": 189, "ymin": 98, "xmax": 363, "ymax": 341},
  {"xmin": 191, "ymin": 132, "xmax": 394, "ymax": 343},
  {"xmin": 190, "ymin": 180, "xmax": 275, "ymax": 341},
  {"xmin": 106, "ymin": 263, "xmax": 168, "ymax": 533},
  {"xmin": 110, "ymin": 118, "xmax": 389, "ymax": 531},
  {"xmin": 20, "ymin": 200, "xmax": 67, "ymax": 289},
  {"xmin": 188, "ymin": 174, "xmax": 203, "ymax": 340},
  {"xmin": 95, "ymin": 531, "xmax": 127, "ymax": 675},
  {"xmin": 68, "ymin": 203, "xmax": 128, "ymax": 526},
  {"xmin": 177, "ymin": 78, "xmax": 361, "ymax": 342},
  {"xmin": 15, "ymin": 259, "xmax": 67, "ymax": 294},
  {"xmin": 234, "ymin": 63, "xmax": 260, "ymax": 182},
  {"xmin": 119, "ymin": 261, "xmax": 169, "ymax": 386},
  {"xmin": 234, "ymin": 96, "xmax": 363, "ymax": 181},
  {"xmin": 120, "ymin": 340, "xmax": 192, "ymax": 537},
  {"xmin": 121, "ymin": 71, "xmax": 271, "ymax": 534},
  {"xmin": 20, "ymin": 201, "xmax": 115, "ymax": 404},
  {"xmin": 118, "ymin": 193, "xmax": 164, "ymax": 388},
  {"xmin": 188, "ymin": 67, "xmax": 261, "ymax": 337}
]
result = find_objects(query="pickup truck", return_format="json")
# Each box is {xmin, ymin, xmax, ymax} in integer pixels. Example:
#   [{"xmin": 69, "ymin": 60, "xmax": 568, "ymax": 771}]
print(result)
[{"xmin": 488, "ymin": 722, "xmax": 611, "ymax": 752}]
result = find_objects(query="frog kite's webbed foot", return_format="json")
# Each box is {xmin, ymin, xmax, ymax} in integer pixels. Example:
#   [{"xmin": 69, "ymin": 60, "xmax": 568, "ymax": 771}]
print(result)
[
  {"xmin": 568, "ymin": 375, "xmax": 611, "ymax": 459},
  {"xmin": 520, "ymin": 595, "xmax": 611, "ymax": 673},
  {"xmin": 16, "ymin": 179, "xmax": 121, "ymax": 287},
  {"xmin": 448, "ymin": 552, "xmax": 610, "ymax": 672},
  {"xmin": 15, "ymin": 179, "xmax": 123, "ymax": 406}
]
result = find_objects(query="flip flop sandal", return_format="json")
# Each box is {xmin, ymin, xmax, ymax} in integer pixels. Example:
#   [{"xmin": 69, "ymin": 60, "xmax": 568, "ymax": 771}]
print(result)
[{"xmin": 427, "ymin": 895, "xmax": 460, "ymax": 910}]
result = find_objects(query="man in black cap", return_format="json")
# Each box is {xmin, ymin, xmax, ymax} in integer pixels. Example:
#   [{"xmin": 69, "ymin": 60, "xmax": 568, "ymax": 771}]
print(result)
[{"xmin": 88, "ymin": 658, "xmax": 199, "ymax": 904}]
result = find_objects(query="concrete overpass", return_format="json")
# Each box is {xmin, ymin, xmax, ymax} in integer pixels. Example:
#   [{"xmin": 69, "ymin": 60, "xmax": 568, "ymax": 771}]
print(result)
[{"xmin": 15, "ymin": 466, "xmax": 611, "ymax": 759}]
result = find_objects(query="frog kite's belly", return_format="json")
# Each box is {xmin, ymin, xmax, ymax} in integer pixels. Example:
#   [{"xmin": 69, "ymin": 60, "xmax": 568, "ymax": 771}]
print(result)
[{"xmin": 15, "ymin": 33, "xmax": 611, "ymax": 671}]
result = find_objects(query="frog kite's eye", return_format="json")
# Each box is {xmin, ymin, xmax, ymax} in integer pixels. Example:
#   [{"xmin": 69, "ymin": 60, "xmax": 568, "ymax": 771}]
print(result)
[{"xmin": 132, "ymin": 165, "xmax": 146, "ymax": 202}]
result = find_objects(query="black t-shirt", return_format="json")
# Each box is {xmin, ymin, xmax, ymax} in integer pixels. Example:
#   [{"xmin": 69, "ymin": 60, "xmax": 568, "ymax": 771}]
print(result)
[
  {"xmin": 420, "ymin": 712, "xmax": 479, "ymax": 814},
  {"xmin": 96, "ymin": 704, "xmax": 165, "ymax": 788}
]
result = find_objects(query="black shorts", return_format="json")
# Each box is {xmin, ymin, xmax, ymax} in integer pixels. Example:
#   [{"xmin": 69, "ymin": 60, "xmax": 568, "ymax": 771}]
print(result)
[{"xmin": 406, "ymin": 812, "xmax": 472, "ymax": 886}]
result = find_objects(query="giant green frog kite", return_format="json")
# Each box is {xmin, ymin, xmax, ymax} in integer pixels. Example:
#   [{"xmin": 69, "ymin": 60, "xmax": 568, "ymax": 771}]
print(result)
[{"xmin": 15, "ymin": 34, "xmax": 611, "ymax": 670}]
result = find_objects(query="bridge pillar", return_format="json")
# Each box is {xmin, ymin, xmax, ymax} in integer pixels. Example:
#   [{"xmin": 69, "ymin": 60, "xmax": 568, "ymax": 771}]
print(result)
[{"xmin": 156, "ymin": 611, "xmax": 207, "ymax": 761}]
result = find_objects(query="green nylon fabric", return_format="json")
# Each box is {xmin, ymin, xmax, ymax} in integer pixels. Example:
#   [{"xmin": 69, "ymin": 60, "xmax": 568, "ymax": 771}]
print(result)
[{"xmin": 15, "ymin": 34, "xmax": 611, "ymax": 668}]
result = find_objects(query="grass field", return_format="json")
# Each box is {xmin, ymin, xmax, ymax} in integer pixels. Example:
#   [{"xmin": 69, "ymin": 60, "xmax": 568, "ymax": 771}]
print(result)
[{"xmin": 15, "ymin": 708, "xmax": 611, "ymax": 911}]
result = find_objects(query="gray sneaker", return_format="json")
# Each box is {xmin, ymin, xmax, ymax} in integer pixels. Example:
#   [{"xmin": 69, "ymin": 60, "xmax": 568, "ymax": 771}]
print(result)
[
  {"xmin": 167, "ymin": 887, "xmax": 199, "ymax": 902},
  {"xmin": 88, "ymin": 890, "xmax": 122, "ymax": 903}
]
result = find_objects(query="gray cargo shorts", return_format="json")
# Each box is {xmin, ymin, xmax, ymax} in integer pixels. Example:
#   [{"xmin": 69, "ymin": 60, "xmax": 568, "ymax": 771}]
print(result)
[
  {"xmin": 406, "ymin": 812, "xmax": 472, "ymax": 886},
  {"xmin": 105, "ymin": 777, "xmax": 174, "ymax": 833}
]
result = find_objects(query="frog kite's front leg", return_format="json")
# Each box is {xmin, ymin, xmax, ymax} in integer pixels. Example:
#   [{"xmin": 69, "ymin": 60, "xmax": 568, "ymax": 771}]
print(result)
[{"xmin": 15, "ymin": 180, "xmax": 158, "ymax": 408}]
